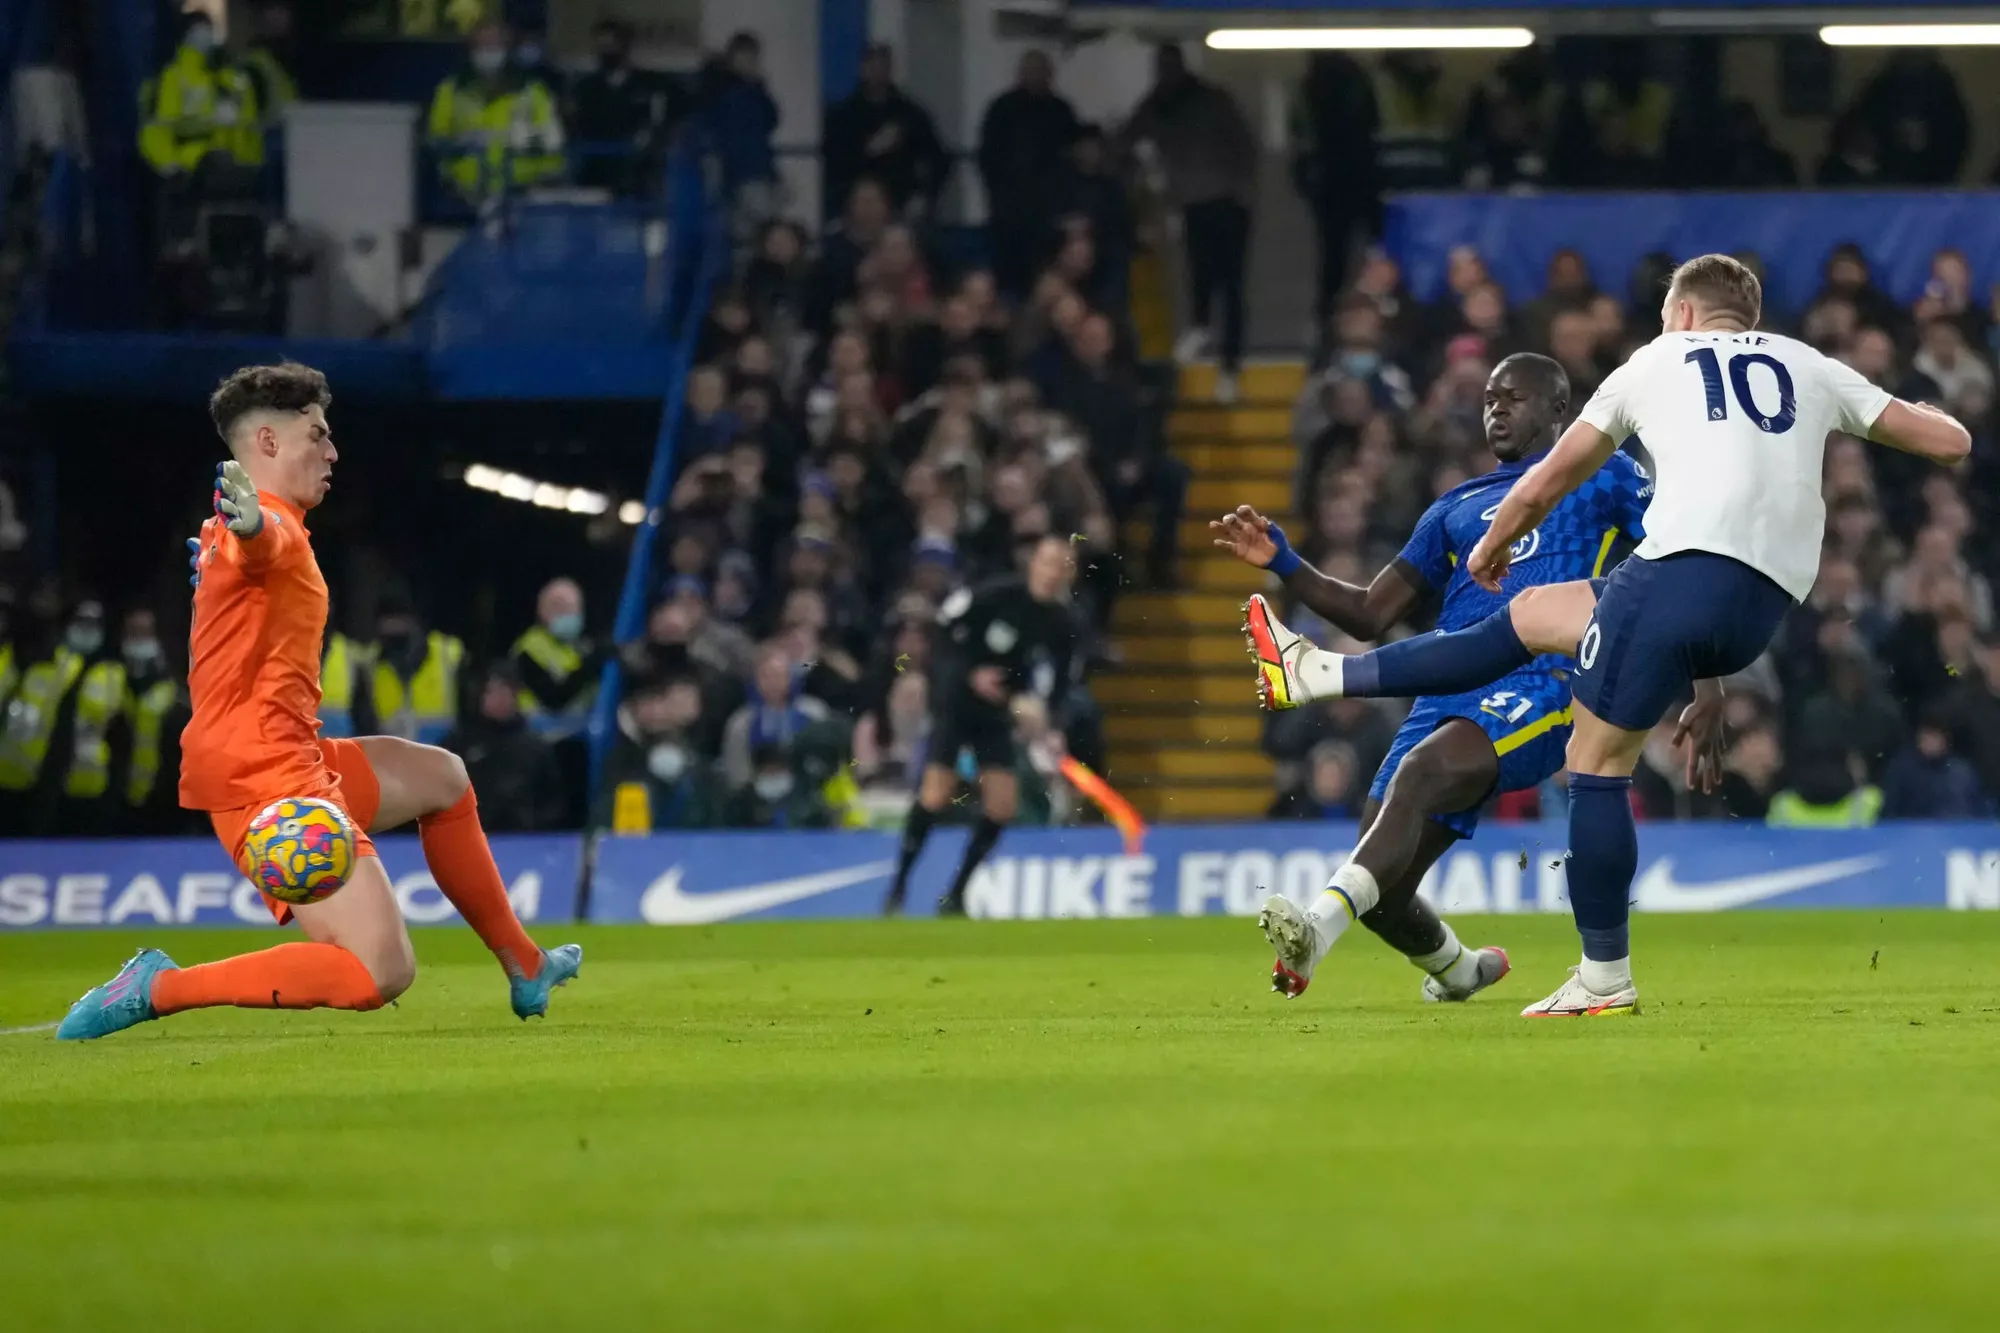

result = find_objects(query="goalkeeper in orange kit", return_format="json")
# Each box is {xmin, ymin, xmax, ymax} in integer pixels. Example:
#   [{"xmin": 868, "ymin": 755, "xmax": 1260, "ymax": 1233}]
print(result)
[{"xmin": 58, "ymin": 363, "xmax": 581, "ymax": 1040}]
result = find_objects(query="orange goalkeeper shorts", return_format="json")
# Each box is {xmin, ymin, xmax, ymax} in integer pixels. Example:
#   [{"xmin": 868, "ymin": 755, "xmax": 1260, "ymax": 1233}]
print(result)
[{"xmin": 209, "ymin": 737, "xmax": 382, "ymax": 925}]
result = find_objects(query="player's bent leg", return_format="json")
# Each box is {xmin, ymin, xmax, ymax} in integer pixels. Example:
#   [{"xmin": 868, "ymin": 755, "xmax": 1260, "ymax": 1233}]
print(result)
[
  {"xmin": 938, "ymin": 769, "xmax": 1016, "ymax": 917},
  {"xmin": 1254, "ymin": 596, "xmax": 1545, "ymax": 706},
  {"xmin": 1356, "ymin": 721, "xmax": 1496, "ymax": 900},
  {"xmin": 291, "ymin": 853, "xmax": 418, "ymax": 1001},
  {"xmin": 1563, "ymin": 698, "xmax": 1650, "ymax": 777},
  {"xmin": 1265, "ymin": 721, "xmax": 1501, "ymax": 999},
  {"xmin": 1375, "ymin": 822, "xmax": 1514, "ymax": 1004},
  {"xmin": 58, "ymin": 860, "xmax": 406, "ymax": 1041},
  {"xmin": 350, "ymin": 735, "xmax": 578, "ymax": 1010},
  {"xmin": 352, "ymin": 735, "xmax": 468, "ymax": 830},
  {"xmin": 1506, "ymin": 580, "xmax": 1600, "ymax": 657}
]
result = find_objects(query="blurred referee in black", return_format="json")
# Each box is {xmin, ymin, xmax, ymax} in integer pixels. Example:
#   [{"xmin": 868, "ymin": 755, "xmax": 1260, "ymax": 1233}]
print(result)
[{"xmin": 885, "ymin": 534, "xmax": 1078, "ymax": 916}]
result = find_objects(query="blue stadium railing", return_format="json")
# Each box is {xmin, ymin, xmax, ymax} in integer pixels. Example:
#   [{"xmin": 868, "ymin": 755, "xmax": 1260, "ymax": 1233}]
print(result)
[{"xmin": 583, "ymin": 137, "xmax": 731, "ymax": 826}]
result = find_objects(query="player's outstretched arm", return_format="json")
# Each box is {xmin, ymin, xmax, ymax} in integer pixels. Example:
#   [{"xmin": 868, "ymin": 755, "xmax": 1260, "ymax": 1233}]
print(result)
[
  {"xmin": 1465, "ymin": 420, "xmax": 1617, "ymax": 591},
  {"xmin": 214, "ymin": 460, "xmax": 264, "ymax": 538},
  {"xmin": 1867, "ymin": 400, "xmax": 1972, "ymax": 466},
  {"xmin": 1211, "ymin": 505, "xmax": 1420, "ymax": 640}
]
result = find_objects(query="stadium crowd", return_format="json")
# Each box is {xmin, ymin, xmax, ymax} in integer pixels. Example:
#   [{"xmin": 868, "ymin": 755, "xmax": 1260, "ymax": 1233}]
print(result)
[{"xmin": 6, "ymin": 22, "xmax": 2000, "ymax": 839}]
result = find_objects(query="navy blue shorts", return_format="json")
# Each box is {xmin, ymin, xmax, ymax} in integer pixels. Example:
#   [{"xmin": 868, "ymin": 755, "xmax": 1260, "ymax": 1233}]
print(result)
[
  {"xmin": 1573, "ymin": 551, "xmax": 1794, "ymax": 731},
  {"xmin": 1368, "ymin": 666, "xmax": 1573, "ymax": 839}
]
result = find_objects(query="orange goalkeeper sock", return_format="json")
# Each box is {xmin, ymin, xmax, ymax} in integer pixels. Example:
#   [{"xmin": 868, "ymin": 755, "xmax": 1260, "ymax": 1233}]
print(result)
[
  {"xmin": 151, "ymin": 942, "xmax": 384, "ymax": 1014},
  {"xmin": 419, "ymin": 785, "xmax": 543, "ymax": 979}
]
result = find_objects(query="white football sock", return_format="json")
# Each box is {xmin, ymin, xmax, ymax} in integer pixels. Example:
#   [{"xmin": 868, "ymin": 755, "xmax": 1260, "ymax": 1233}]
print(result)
[
  {"xmin": 1293, "ymin": 645, "xmax": 1346, "ymax": 699},
  {"xmin": 1309, "ymin": 862, "xmax": 1381, "ymax": 947},
  {"xmin": 1579, "ymin": 955, "xmax": 1633, "ymax": 994},
  {"xmin": 1410, "ymin": 923, "xmax": 1483, "ymax": 991}
]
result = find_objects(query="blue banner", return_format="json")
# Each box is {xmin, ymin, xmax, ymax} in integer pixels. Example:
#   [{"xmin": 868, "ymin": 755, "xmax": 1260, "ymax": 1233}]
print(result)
[
  {"xmin": 1384, "ymin": 192, "xmax": 2000, "ymax": 314},
  {"xmin": 0, "ymin": 835, "xmax": 582, "ymax": 929},
  {"xmin": 589, "ymin": 822, "xmax": 2000, "ymax": 924}
]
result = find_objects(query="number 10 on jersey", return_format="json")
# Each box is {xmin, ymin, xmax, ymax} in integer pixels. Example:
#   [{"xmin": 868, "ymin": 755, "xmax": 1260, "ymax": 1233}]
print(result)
[{"xmin": 1685, "ymin": 347, "xmax": 1797, "ymax": 434}]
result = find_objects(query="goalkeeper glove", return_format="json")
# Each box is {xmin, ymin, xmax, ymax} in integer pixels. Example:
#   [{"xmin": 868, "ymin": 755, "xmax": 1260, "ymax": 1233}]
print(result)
[{"xmin": 213, "ymin": 460, "xmax": 263, "ymax": 538}]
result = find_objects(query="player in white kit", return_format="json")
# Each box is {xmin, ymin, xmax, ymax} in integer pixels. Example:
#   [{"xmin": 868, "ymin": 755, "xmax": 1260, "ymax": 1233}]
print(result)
[{"xmin": 1462, "ymin": 254, "xmax": 1970, "ymax": 1016}]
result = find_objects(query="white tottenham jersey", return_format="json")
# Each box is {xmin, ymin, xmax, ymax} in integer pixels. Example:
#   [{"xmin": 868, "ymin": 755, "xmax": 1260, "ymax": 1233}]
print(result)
[{"xmin": 1577, "ymin": 330, "xmax": 1892, "ymax": 600}]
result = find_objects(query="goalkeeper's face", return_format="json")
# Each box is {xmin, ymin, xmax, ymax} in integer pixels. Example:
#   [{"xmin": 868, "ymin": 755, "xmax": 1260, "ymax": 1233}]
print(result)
[{"xmin": 266, "ymin": 404, "xmax": 337, "ymax": 508}]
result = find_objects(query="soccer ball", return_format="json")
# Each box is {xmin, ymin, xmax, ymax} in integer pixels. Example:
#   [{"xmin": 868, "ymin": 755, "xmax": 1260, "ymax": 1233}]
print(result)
[{"xmin": 245, "ymin": 797, "xmax": 356, "ymax": 905}]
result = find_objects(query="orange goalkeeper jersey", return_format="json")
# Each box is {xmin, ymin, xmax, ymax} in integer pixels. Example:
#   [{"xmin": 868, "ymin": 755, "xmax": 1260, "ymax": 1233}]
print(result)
[{"xmin": 179, "ymin": 493, "xmax": 331, "ymax": 811}]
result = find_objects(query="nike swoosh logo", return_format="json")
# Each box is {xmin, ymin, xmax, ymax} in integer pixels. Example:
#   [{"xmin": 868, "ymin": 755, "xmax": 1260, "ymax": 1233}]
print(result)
[
  {"xmin": 1632, "ymin": 855, "xmax": 1884, "ymax": 913},
  {"xmin": 639, "ymin": 860, "xmax": 895, "ymax": 925}
]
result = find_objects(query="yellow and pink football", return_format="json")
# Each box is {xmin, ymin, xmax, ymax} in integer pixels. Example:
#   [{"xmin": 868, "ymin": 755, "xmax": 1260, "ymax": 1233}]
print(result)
[{"xmin": 244, "ymin": 797, "xmax": 356, "ymax": 905}]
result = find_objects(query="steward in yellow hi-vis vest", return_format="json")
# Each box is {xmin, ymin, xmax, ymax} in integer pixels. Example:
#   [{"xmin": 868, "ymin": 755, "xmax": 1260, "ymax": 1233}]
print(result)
[
  {"xmin": 1370, "ymin": 53, "xmax": 1455, "ymax": 189},
  {"xmin": 427, "ymin": 21, "xmax": 564, "ymax": 202},
  {"xmin": 508, "ymin": 579, "xmax": 603, "ymax": 736},
  {"xmin": 0, "ymin": 645, "xmax": 88, "ymax": 795},
  {"xmin": 113, "ymin": 610, "xmax": 194, "ymax": 834},
  {"xmin": 139, "ymin": 21, "xmax": 265, "ymax": 175},
  {"xmin": 1766, "ymin": 785, "xmax": 1883, "ymax": 829},
  {"xmin": 398, "ymin": 0, "xmax": 495, "ymax": 38},
  {"xmin": 321, "ymin": 624, "xmax": 465, "ymax": 746}
]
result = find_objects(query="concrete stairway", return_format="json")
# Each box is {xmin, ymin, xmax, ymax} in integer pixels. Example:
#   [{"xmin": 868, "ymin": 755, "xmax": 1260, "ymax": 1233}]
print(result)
[{"xmin": 1105, "ymin": 360, "xmax": 1306, "ymax": 821}]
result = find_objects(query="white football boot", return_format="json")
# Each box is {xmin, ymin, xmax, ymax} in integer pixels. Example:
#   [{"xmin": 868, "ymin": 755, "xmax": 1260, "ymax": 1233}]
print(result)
[
  {"xmin": 1420, "ymin": 946, "xmax": 1512, "ymax": 1003},
  {"xmin": 1258, "ymin": 894, "xmax": 1332, "ymax": 999},
  {"xmin": 1243, "ymin": 594, "xmax": 1313, "ymax": 711},
  {"xmin": 1521, "ymin": 966, "xmax": 1639, "ymax": 1018}
]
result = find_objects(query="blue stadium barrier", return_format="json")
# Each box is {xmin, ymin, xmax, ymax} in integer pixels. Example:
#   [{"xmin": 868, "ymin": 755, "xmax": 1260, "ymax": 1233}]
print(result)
[
  {"xmin": 588, "ymin": 822, "xmax": 2000, "ymax": 924},
  {"xmin": 583, "ymin": 139, "xmax": 731, "ymax": 810},
  {"xmin": 10, "ymin": 823, "xmax": 1999, "ymax": 930},
  {"xmin": 8, "ymin": 331, "xmax": 428, "ymax": 398},
  {"xmin": 0, "ymin": 835, "xmax": 582, "ymax": 930},
  {"xmin": 1384, "ymin": 191, "xmax": 2000, "ymax": 314}
]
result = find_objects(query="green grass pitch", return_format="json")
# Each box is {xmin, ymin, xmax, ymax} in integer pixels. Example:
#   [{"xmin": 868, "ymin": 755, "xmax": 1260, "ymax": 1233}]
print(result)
[{"xmin": 4, "ymin": 912, "xmax": 1999, "ymax": 1332}]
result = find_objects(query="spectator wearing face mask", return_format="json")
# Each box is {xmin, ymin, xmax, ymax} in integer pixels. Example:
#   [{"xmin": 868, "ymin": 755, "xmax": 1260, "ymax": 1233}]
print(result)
[
  {"xmin": 509, "ymin": 577, "xmax": 603, "ymax": 737},
  {"xmin": 320, "ymin": 598, "xmax": 466, "ymax": 745},
  {"xmin": 721, "ymin": 742, "xmax": 835, "ymax": 829},
  {"xmin": 112, "ymin": 607, "xmax": 195, "ymax": 836},
  {"xmin": 598, "ymin": 674, "xmax": 723, "ymax": 832},
  {"xmin": 140, "ymin": 13, "xmax": 266, "ymax": 179},
  {"xmin": 0, "ymin": 599, "xmax": 122, "ymax": 836},
  {"xmin": 426, "ymin": 19, "xmax": 565, "ymax": 204},
  {"xmin": 568, "ymin": 18, "xmax": 685, "ymax": 196}
]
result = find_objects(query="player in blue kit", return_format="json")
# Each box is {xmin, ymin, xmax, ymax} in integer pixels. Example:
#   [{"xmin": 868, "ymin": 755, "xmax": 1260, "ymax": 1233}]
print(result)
[{"xmin": 1218, "ymin": 353, "xmax": 1701, "ymax": 1001}]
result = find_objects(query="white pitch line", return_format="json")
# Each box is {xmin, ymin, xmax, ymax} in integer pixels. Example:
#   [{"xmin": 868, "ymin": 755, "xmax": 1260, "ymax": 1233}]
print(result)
[{"xmin": 0, "ymin": 1021, "xmax": 59, "ymax": 1036}]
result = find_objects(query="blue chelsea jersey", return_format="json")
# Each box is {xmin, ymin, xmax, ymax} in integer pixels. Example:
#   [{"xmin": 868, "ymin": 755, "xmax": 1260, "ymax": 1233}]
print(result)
[{"xmin": 1396, "ymin": 448, "xmax": 1653, "ymax": 662}]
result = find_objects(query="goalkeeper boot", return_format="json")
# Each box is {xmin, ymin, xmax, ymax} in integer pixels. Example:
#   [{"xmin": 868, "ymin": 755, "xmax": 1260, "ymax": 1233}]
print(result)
[
  {"xmin": 57, "ymin": 949, "xmax": 179, "ymax": 1041},
  {"xmin": 510, "ymin": 944, "xmax": 583, "ymax": 1020}
]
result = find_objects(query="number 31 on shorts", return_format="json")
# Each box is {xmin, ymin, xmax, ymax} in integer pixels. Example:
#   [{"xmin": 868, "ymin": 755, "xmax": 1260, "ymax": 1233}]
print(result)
[{"xmin": 1478, "ymin": 690, "xmax": 1535, "ymax": 723}]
